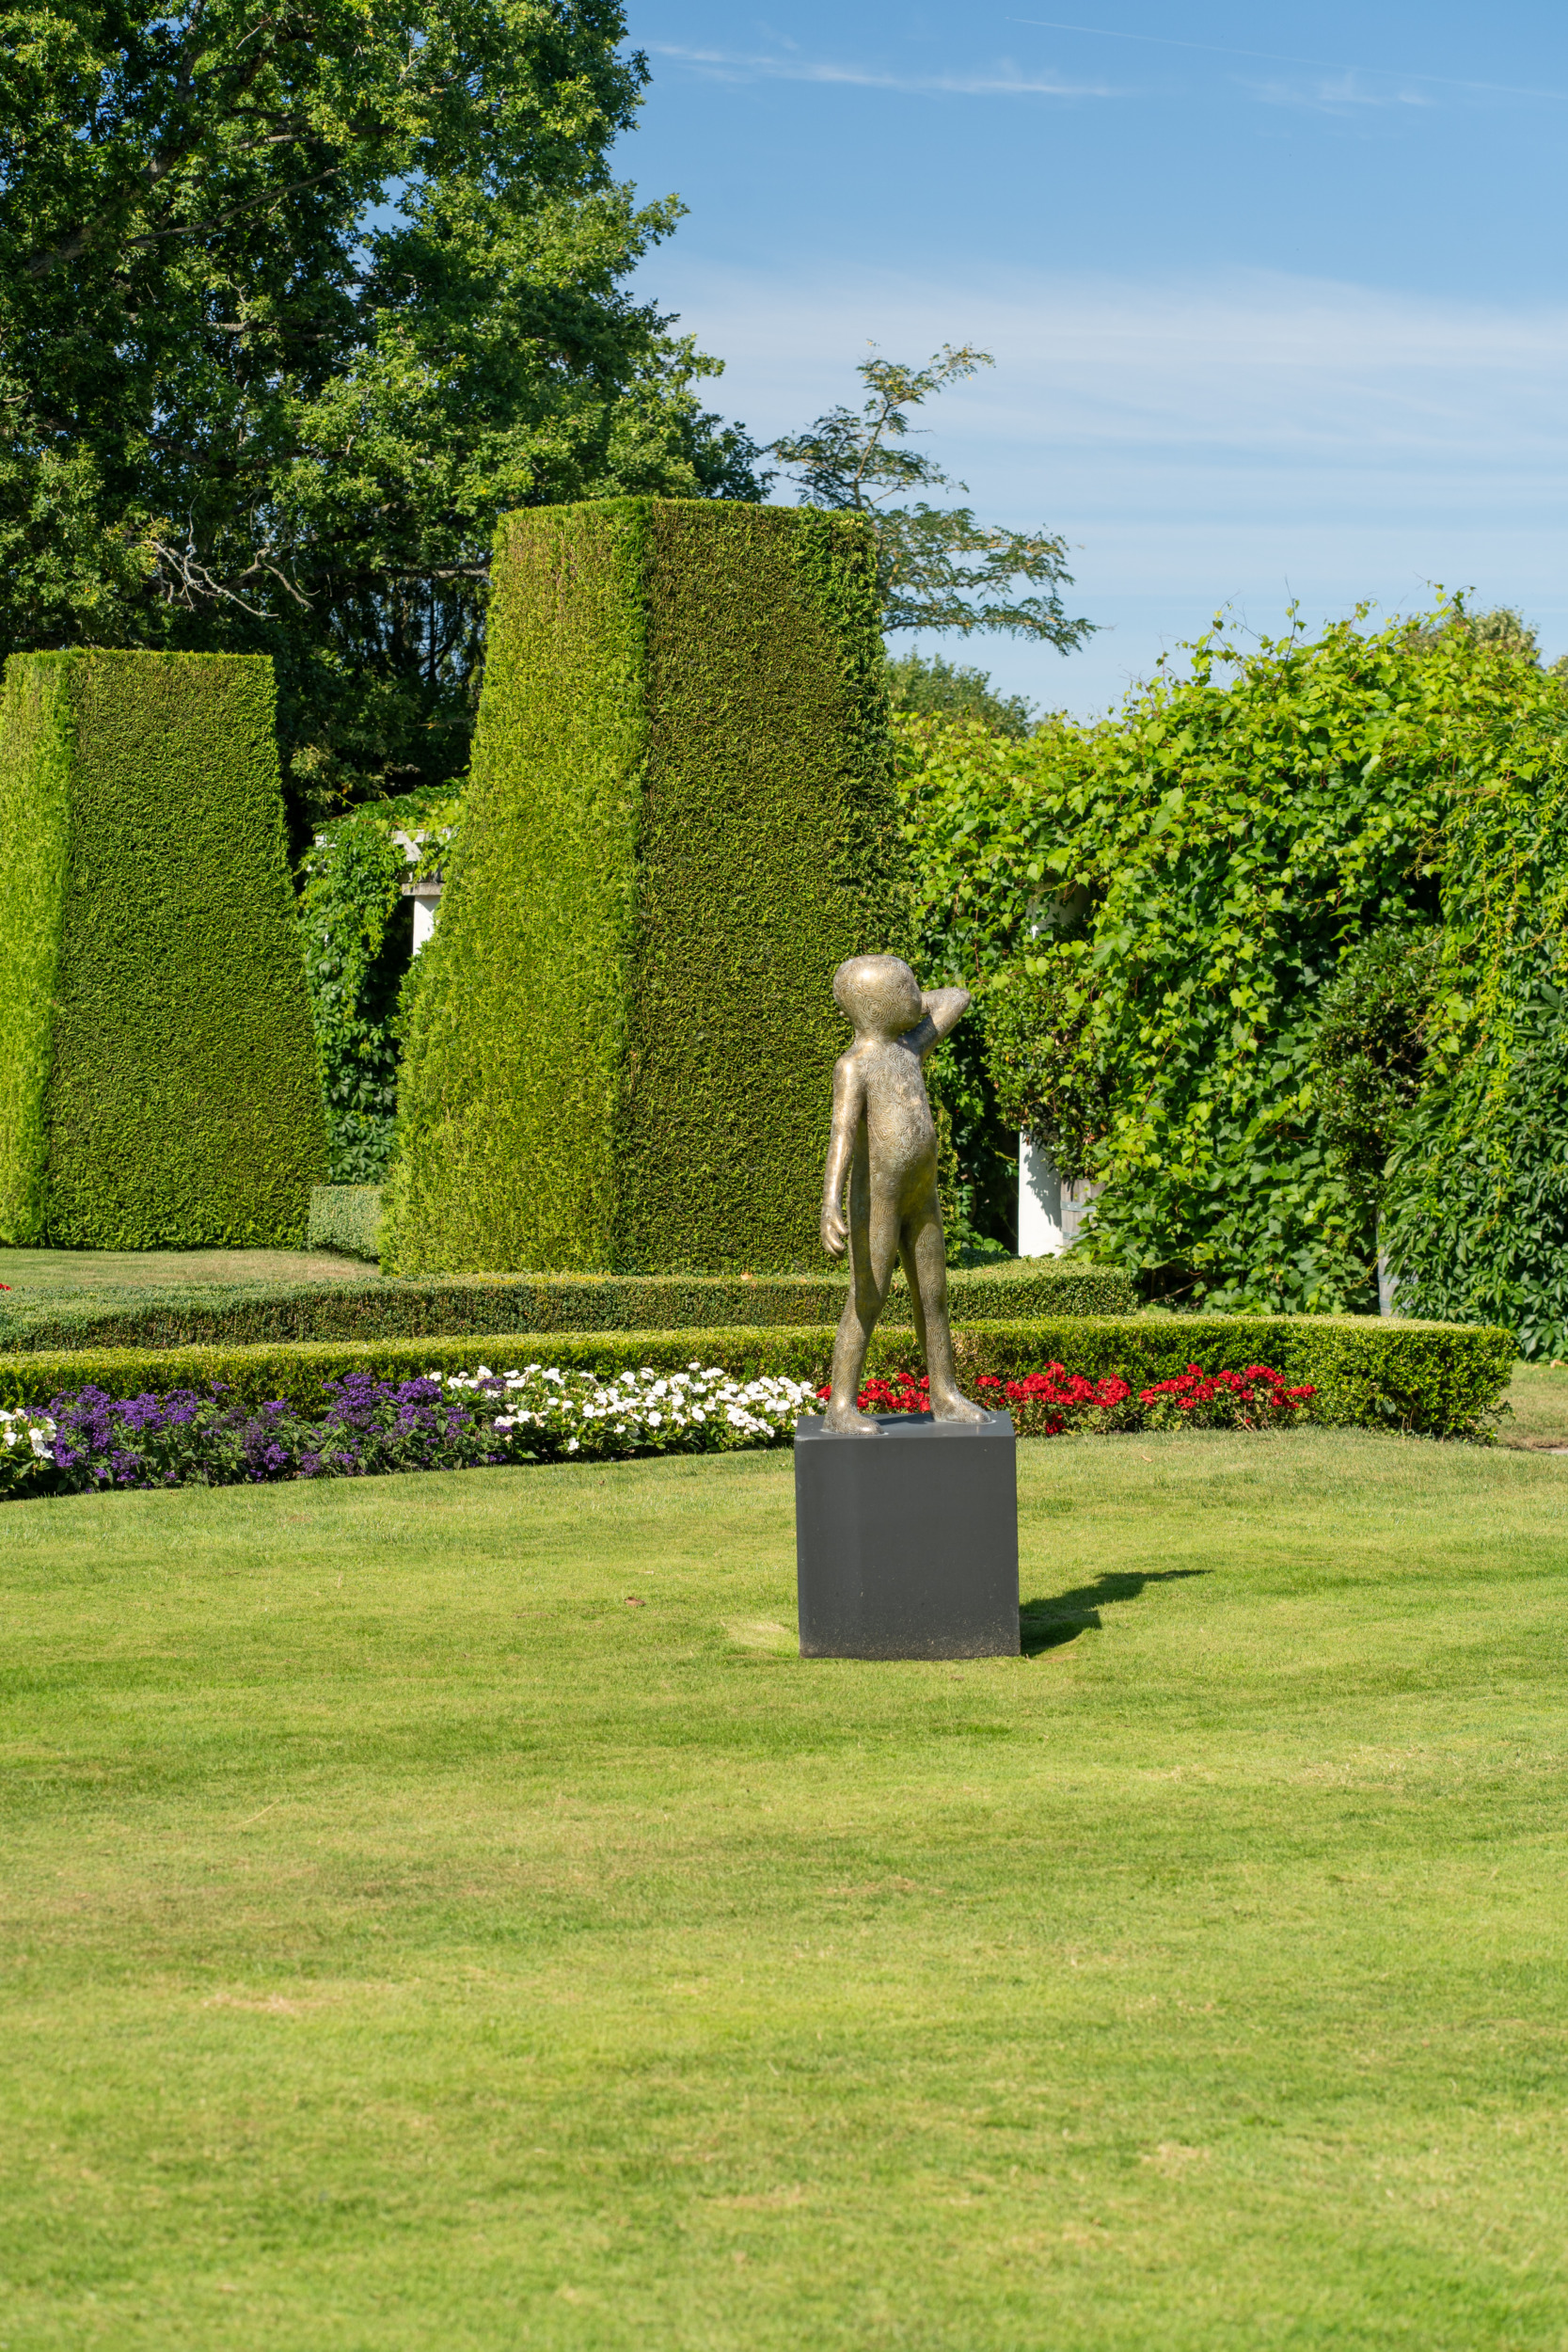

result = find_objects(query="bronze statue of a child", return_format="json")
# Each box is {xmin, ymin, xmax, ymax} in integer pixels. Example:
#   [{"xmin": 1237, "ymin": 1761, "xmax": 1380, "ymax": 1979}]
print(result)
[{"xmin": 819, "ymin": 954, "xmax": 989, "ymax": 1435}]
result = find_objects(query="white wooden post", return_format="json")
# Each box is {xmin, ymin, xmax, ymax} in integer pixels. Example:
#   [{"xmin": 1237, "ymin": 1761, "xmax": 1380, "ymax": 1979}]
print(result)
[
  {"xmin": 394, "ymin": 828, "xmax": 443, "ymax": 956},
  {"xmin": 1014, "ymin": 886, "xmax": 1096, "ymax": 1256},
  {"xmin": 410, "ymin": 891, "xmax": 439, "ymax": 955},
  {"xmin": 1019, "ymin": 1135, "xmax": 1067, "ymax": 1255},
  {"xmin": 1018, "ymin": 1136, "xmax": 1100, "ymax": 1258}
]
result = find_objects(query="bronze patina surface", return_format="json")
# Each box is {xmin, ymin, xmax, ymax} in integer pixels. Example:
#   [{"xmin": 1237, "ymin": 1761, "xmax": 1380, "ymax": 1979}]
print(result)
[{"xmin": 818, "ymin": 954, "xmax": 988, "ymax": 1435}]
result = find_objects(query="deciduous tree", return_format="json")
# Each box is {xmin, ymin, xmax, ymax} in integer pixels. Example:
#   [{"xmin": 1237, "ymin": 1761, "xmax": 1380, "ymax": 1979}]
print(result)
[
  {"xmin": 0, "ymin": 0, "xmax": 761, "ymax": 827},
  {"xmin": 768, "ymin": 344, "xmax": 1091, "ymax": 650}
]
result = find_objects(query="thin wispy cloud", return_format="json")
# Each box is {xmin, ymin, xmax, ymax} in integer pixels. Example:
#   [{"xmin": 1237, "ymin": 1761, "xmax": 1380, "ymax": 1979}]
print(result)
[
  {"xmin": 640, "ymin": 258, "xmax": 1568, "ymax": 706},
  {"xmin": 1006, "ymin": 18, "xmax": 1568, "ymax": 104},
  {"xmin": 648, "ymin": 43, "xmax": 1114, "ymax": 99},
  {"xmin": 1246, "ymin": 74, "xmax": 1433, "ymax": 116}
]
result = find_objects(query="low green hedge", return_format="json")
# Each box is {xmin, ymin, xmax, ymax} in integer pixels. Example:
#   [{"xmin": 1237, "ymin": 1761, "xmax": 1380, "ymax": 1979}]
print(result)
[
  {"xmin": 0, "ymin": 1259, "xmax": 1135, "ymax": 1354},
  {"xmin": 307, "ymin": 1184, "xmax": 383, "ymax": 1263},
  {"xmin": 0, "ymin": 1314, "xmax": 1513, "ymax": 1438}
]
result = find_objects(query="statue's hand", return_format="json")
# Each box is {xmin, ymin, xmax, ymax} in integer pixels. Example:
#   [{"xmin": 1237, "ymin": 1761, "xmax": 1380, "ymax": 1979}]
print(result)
[{"xmin": 820, "ymin": 1203, "xmax": 848, "ymax": 1258}]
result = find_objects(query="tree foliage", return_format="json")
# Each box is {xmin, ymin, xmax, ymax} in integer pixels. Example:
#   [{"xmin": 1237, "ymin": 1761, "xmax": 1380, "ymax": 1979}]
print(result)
[
  {"xmin": 984, "ymin": 956, "xmax": 1113, "ymax": 1182},
  {"xmin": 885, "ymin": 651, "xmax": 1035, "ymax": 739},
  {"xmin": 1310, "ymin": 928, "xmax": 1443, "ymax": 1201},
  {"xmin": 0, "ymin": 0, "xmax": 763, "ymax": 830},
  {"xmin": 897, "ymin": 604, "xmax": 1568, "ymax": 1313},
  {"xmin": 769, "ymin": 345, "xmax": 1092, "ymax": 649}
]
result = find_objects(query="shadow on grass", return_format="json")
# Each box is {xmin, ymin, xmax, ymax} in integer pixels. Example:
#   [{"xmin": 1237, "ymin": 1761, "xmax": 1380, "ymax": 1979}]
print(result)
[{"xmin": 1020, "ymin": 1569, "xmax": 1210, "ymax": 1655}]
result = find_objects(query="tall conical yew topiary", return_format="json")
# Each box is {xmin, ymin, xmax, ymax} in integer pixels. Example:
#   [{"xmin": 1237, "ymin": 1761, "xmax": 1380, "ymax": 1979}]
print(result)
[
  {"xmin": 386, "ymin": 499, "xmax": 905, "ymax": 1275},
  {"xmin": 0, "ymin": 650, "xmax": 325, "ymax": 1247}
]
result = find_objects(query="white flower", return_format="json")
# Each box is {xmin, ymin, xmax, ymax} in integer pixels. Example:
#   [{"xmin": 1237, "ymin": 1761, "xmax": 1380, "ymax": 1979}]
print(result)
[
  {"xmin": 0, "ymin": 1406, "xmax": 55, "ymax": 1464},
  {"xmin": 420, "ymin": 1354, "xmax": 801, "ymax": 1470}
]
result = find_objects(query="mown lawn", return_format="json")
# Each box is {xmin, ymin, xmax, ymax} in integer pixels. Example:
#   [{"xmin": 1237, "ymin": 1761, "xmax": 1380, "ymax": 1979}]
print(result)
[
  {"xmin": 4, "ymin": 1427, "xmax": 1567, "ymax": 2350},
  {"xmin": 1501, "ymin": 1359, "xmax": 1568, "ymax": 1449},
  {"xmin": 0, "ymin": 1246, "xmax": 378, "ymax": 1292}
]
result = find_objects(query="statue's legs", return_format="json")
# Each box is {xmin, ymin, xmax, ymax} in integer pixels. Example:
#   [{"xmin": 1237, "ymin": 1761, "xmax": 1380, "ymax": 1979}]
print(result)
[
  {"xmin": 901, "ymin": 1186, "xmax": 988, "ymax": 1423},
  {"xmin": 825, "ymin": 1182, "xmax": 903, "ymax": 1434}
]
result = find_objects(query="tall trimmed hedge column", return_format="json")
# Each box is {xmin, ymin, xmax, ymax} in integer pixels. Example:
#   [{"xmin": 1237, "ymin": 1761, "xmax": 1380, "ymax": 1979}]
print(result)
[
  {"xmin": 0, "ymin": 651, "xmax": 325, "ymax": 1248},
  {"xmin": 388, "ymin": 500, "xmax": 905, "ymax": 1274}
]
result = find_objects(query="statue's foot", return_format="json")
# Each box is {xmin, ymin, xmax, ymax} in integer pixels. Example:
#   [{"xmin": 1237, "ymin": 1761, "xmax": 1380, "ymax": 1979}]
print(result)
[
  {"xmin": 928, "ymin": 1387, "xmax": 990, "ymax": 1425},
  {"xmin": 822, "ymin": 1403, "xmax": 883, "ymax": 1436}
]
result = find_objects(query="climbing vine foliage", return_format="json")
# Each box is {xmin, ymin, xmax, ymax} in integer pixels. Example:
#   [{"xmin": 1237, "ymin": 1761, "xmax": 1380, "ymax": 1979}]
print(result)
[
  {"xmin": 897, "ymin": 605, "xmax": 1568, "ymax": 1316},
  {"xmin": 298, "ymin": 791, "xmax": 458, "ymax": 1184},
  {"xmin": 1382, "ymin": 724, "xmax": 1568, "ymax": 1355},
  {"xmin": 299, "ymin": 813, "xmax": 406, "ymax": 1185}
]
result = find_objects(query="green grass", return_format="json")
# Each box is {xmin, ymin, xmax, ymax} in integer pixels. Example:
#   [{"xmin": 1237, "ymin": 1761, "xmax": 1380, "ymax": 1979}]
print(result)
[
  {"xmin": 5, "ymin": 1430, "xmax": 1568, "ymax": 2349},
  {"xmin": 1501, "ymin": 1359, "xmax": 1568, "ymax": 1448},
  {"xmin": 0, "ymin": 1247, "xmax": 382, "ymax": 1292}
]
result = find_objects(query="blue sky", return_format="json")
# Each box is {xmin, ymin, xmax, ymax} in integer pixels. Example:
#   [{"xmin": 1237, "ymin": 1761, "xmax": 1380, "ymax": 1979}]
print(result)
[{"xmin": 620, "ymin": 2, "xmax": 1568, "ymax": 717}]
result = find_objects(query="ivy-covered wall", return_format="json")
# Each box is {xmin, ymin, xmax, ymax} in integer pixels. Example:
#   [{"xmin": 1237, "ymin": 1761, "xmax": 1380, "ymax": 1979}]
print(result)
[
  {"xmin": 1382, "ymin": 713, "xmax": 1568, "ymax": 1356},
  {"xmin": 0, "ymin": 650, "xmax": 325, "ymax": 1247},
  {"xmin": 388, "ymin": 498, "xmax": 904, "ymax": 1275},
  {"xmin": 899, "ymin": 605, "xmax": 1568, "ymax": 1318},
  {"xmin": 298, "ymin": 811, "xmax": 409, "ymax": 1184}
]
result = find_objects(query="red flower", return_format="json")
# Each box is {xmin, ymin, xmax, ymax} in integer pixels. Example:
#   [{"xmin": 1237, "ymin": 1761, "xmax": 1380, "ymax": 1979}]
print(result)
[{"xmin": 811, "ymin": 1359, "xmax": 1308, "ymax": 1432}]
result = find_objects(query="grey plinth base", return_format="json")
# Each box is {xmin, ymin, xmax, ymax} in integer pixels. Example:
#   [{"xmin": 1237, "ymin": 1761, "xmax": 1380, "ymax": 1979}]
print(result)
[{"xmin": 794, "ymin": 1410, "xmax": 1020, "ymax": 1660}]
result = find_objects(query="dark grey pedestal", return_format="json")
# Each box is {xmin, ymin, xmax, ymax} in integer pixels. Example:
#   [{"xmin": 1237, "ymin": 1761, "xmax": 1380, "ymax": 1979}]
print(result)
[{"xmin": 794, "ymin": 1411, "xmax": 1020, "ymax": 1660}]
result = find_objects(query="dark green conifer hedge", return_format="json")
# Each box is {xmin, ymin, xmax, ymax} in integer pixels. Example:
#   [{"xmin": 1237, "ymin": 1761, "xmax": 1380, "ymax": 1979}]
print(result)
[
  {"xmin": 0, "ymin": 651, "xmax": 325, "ymax": 1247},
  {"xmin": 307, "ymin": 1184, "xmax": 386, "ymax": 1262},
  {"xmin": 388, "ymin": 499, "xmax": 905, "ymax": 1275}
]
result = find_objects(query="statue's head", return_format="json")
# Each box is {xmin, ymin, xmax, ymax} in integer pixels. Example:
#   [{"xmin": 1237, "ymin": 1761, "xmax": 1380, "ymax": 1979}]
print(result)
[{"xmin": 832, "ymin": 955, "xmax": 924, "ymax": 1040}]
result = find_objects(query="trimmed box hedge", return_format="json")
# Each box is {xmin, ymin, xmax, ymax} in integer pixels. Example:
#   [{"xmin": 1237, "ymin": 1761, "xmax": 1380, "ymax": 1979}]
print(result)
[
  {"xmin": 388, "ymin": 499, "xmax": 905, "ymax": 1278},
  {"xmin": 0, "ymin": 1314, "xmax": 1513, "ymax": 1438},
  {"xmin": 307, "ymin": 1184, "xmax": 384, "ymax": 1263},
  {"xmin": 0, "ymin": 1259, "xmax": 1137, "ymax": 1353},
  {"xmin": 0, "ymin": 651, "xmax": 325, "ymax": 1248}
]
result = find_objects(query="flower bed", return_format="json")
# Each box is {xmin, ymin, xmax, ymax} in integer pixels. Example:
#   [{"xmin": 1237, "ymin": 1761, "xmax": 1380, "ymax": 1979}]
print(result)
[
  {"xmin": 852, "ymin": 1362, "xmax": 1316, "ymax": 1436},
  {"xmin": 3, "ymin": 1354, "xmax": 1327, "ymax": 1502},
  {"xmin": 0, "ymin": 1363, "xmax": 816, "ymax": 1501}
]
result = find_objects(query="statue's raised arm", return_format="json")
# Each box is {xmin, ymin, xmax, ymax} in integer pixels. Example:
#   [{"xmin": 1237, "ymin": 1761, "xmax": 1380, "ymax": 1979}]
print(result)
[{"xmin": 901, "ymin": 986, "xmax": 971, "ymax": 1059}]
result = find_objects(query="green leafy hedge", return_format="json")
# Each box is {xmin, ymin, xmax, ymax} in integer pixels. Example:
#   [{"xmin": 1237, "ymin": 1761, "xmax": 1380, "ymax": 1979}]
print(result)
[
  {"xmin": 898, "ymin": 604, "xmax": 1568, "ymax": 1311},
  {"xmin": 0, "ymin": 1258, "xmax": 1134, "ymax": 1353},
  {"xmin": 296, "ymin": 787, "xmax": 460, "ymax": 1184},
  {"xmin": 0, "ymin": 1314, "xmax": 1513, "ymax": 1438},
  {"xmin": 298, "ymin": 814, "xmax": 409, "ymax": 1184},
  {"xmin": 388, "ymin": 498, "xmax": 905, "ymax": 1276},
  {"xmin": 1381, "ymin": 737, "xmax": 1568, "ymax": 1356},
  {"xmin": 0, "ymin": 651, "xmax": 325, "ymax": 1247},
  {"xmin": 307, "ymin": 1185, "xmax": 384, "ymax": 1263}
]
